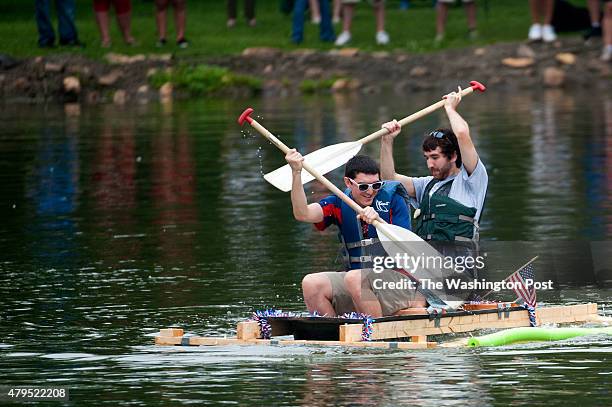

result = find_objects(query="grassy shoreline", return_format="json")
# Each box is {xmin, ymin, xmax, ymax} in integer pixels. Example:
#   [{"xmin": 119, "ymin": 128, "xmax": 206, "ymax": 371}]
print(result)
[{"xmin": 0, "ymin": 0, "xmax": 587, "ymax": 59}]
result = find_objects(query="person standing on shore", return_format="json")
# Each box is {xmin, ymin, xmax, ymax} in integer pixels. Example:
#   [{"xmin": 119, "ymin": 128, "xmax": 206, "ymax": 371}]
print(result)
[
  {"xmin": 35, "ymin": 0, "xmax": 82, "ymax": 48},
  {"xmin": 226, "ymin": 0, "xmax": 256, "ymax": 28},
  {"xmin": 528, "ymin": 0, "xmax": 557, "ymax": 42},
  {"xmin": 603, "ymin": 0, "xmax": 612, "ymax": 61},
  {"xmin": 93, "ymin": 0, "xmax": 136, "ymax": 48},
  {"xmin": 155, "ymin": 0, "xmax": 188, "ymax": 48},
  {"xmin": 435, "ymin": 0, "xmax": 478, "ymax": 43},
  {"xmin": 291, "ymin": 0, "xmax": 335, "ymax": 44},
  {"xmin": 335, "ymin": 0, "xmax": 389, "ymax": 46},
  {"xmin": 584, "ymin": 0, "xmax": 603, "ymax": 41}
]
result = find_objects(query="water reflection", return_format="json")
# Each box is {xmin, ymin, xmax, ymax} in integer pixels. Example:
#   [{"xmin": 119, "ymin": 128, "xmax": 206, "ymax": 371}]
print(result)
[{"xmin": 26, "ymin": 106, "xmax": 80, "ymax": 267}]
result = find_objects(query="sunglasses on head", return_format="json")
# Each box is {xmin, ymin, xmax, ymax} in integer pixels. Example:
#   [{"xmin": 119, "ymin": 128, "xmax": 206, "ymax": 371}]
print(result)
[
  {"xmin": 348, "ymin": 178, "xmax": 384, "ymax": 192},
  {"xmin": 430, "ymin": 130, "xmax": 446, "ymax": 139}
]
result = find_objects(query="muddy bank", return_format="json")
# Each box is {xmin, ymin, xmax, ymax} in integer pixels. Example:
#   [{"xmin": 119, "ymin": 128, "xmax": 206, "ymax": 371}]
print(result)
[{"xmin": 0, "ymin": 37, "xmax": 609, "ymax": 104}]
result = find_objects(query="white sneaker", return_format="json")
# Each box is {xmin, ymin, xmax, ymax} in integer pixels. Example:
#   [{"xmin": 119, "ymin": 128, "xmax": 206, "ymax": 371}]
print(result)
[
  {"xmin": 335, "ymin": 31, "xmax": 351, "ymax": 46},
  {"xmin": 542, "ymin": 24, "xmax": 557, "ymax": 42},
  {"xmin": 602, "ymin": 45, "xmax": 612, "ymax": 62},
  {"xmin": 528, "ymin": 23, "xmax": 542, "ymax": 41},
  {"xmin": 376, "ymin": 30, "xmax": 389, "ymax": 45}
]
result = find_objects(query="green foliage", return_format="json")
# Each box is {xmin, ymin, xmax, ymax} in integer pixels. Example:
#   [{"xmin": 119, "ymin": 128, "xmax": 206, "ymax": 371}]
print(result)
[{"xmin": 149, "ymin": 64, "xmax": 262, "ymax": 95}]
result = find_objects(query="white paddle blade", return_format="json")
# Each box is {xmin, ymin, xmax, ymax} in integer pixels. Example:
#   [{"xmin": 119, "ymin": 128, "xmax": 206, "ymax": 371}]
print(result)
[
  {"xmin": 375, "ymin": 223, "xmax": 465, "ymax": 303},
  {"xmin": 263, "ymin": 141, "xmax": 362, "ymax": 192}
]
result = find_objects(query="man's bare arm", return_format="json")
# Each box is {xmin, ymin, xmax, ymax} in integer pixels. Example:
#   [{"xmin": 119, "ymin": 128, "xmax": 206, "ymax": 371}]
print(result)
[
  {"xmin": 286, "ymin": 149, "xmax": 324, "ymax": 223},
  {"xmin": 444, "ymin": 87, "xmax": 479, "ymax": 175},
  {"xmin": 380, "ymin": 120, "xmax": 416, "ymax": 197}
]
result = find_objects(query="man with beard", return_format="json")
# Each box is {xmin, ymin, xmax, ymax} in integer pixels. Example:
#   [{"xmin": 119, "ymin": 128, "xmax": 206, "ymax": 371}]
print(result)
[{"xmin": 379, "ymin": 87, "xmax": 488, "ymax": 243}]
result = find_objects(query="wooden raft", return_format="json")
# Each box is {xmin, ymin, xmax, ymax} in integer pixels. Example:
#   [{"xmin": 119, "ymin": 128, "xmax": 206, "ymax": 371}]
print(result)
[{"xmin": 155, "ymin": 303, "xmax": 605, "ymax": 350}]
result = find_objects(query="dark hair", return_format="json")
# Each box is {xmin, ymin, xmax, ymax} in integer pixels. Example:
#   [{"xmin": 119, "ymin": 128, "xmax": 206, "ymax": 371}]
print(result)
[
  {"xmin": 344, "ymin": 155, "xmax": 380, "ymax": 179},
  {"xmin": 422, "ymin": 128, "xmax": 462, "ymax": 168}
]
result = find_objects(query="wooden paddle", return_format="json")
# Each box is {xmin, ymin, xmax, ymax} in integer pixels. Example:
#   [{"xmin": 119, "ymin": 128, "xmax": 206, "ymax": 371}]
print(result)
[
  {"xmin": 238, "ymin": 108, "xmax": 463, "ymax": 306},
  {"xmin": 263, "ymin": 81, "xmax": 486, "ymax": 192}
]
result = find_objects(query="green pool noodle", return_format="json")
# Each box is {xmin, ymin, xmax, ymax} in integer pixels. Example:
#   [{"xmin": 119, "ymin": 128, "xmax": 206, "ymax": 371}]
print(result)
[{"xmin": 467, "ymin": 326, "xmax": 612, "ymax": 347}]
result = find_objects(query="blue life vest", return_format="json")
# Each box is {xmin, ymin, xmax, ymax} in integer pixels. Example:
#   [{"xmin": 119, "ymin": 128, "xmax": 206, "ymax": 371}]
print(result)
[{"xmin": 337, "ymin": 181, "xmax": 411, "ymax": 270}]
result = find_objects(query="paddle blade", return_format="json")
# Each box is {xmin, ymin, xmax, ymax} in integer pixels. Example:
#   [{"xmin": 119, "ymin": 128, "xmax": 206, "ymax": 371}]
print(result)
[
  {"xmin": 263, "ymin": 141, "xmax": 362, "ymax": 192},
  {"xmin": 375, "ymin": 223, "xmax": 466, "ymax": 304}
]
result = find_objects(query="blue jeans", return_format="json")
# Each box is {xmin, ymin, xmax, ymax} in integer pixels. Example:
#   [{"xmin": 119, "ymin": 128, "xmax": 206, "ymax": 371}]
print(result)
[
  {"xmin": 35, "ymin": 0, "xmax": 78, "ymax": 46},
  {"xmin": 291, "ymin": 0, "xmax": 335, "ymax": 44}
]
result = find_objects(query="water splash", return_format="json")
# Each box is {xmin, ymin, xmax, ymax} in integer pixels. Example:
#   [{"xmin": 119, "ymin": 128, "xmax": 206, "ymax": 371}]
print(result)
[{"xmin": 255, "ymin": 147, "xmax": 264, "ymax": 175}]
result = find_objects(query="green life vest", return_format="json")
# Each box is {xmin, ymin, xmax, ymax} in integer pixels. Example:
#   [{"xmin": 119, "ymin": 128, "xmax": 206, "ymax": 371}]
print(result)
[{"xmin": 414, "ymin": 178, "xmax": 479, "ymax": 242}]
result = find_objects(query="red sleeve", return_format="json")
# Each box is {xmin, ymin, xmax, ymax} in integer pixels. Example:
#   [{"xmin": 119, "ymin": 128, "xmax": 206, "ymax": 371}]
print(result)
[{"xmin": 314, "ymin": 195, "xmax": 342, "ymax": 231}]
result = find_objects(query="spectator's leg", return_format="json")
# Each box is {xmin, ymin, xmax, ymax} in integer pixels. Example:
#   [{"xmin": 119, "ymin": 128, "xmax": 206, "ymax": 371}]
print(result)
[
  {"xmin": 341, "ymin": 3, "xmax": 354, "ymax": 33},
  {"xmin": 56, "ymin": 0, "xmax": 79, "ymax": 45},
  {"xmin": 334, "ymin": 3, "xmax": 354, "ymax": 45},
  {"xmin": 373, "ymin": 0, "xmax": 388, "ymax": 44},
  {"xmin": 587, "ymin": 0, "xmax": 601, "ymax": 25},
  {"xmin": 309, "ymin": 0, "xmax": 321, "ymax": 24},
  {"xmin": 435, "ymin": 1, "xmax": 448, "ymax": 41},
  {"xmin": 172, "ymin": 0, "xmax": 187, "ymax": 42},
  {"xmin": 374, "ymin": 0, "xmax": 385, "ymax": 33},
  {"xmin": 318, "ymin": 0, "xmax": 335, "ymax": 42},
  {"xmin": 245, "ymin": 0, "xmax": 256, "ymax": 26},
  {"xmin": 332, "ymin": 0, "xmax": 342, "ymax": 23},
  {"xmin": 35, "ymin": 0, "xmax": 55, "ymax": 47},
  {"xmin": 528, "ymin": 0, "xmax": 543, "ymax": 41},
  {"xmin": 291, "ymin": 0, "xmax": 308, "ymax": 44},
  {"xmin": 542, "ymin": 0, "xmax": 554, "ymax": 25},
  {"xmin": 529, "ymin": 0, "xmax": 542, "ymax": 24},
  {"xmin": 584, "ymin": 0, "xmax": 602, "ymax": 40},
  {"xmin": 227, "ymin": 0, "xmax": 237, "ymax": 27},
  {"xmin": 155, "ymin": 0, "xmax": 169, "ymax": 42},
  {"xmin": 93, "ymin": 0, "xmax": 112, "ymax": 47},
  {"xmin": 465, "ymin": 1, "xmax": 477, "ymax": 32},
  {"xmin": 115, "ymin": 0, "xmax": 135, "ymax": 45},
  {"xmin": 603, "ymin": 2, "xmax": 612, "ymax": 61},
  {"xmin": 541, "ymin": 0, "xmax": 556, "ymax": 42}
]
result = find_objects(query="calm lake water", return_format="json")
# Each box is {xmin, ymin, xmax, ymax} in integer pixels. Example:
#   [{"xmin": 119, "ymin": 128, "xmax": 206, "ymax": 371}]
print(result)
[{"xmin": 0, "ymin": 89, "xmax": 610, "ymax": 405}]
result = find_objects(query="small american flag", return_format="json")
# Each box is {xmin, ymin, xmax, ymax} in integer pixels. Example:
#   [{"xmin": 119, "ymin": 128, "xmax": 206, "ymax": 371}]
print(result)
[{"xmin": 506, "ymin": 261, "xmax": 537, "ymax": 308}]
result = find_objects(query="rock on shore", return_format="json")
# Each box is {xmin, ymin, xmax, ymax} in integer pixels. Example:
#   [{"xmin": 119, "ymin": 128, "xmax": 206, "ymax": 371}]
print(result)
[{"xmin": 0, "ymin": 37, "xmax": 609, "ymax": 103}]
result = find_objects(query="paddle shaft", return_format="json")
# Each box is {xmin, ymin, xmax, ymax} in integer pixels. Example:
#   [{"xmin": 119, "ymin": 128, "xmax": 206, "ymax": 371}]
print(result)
[
  {"xmin": 358, "ymin": 85, "xmax": 479, "ymax": 146},
  {"xmin": 247, "ymin": 118, "xmax": 406, "ymax": 240}
]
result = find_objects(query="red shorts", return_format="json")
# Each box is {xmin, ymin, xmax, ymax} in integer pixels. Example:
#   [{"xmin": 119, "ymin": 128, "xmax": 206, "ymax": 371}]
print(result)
[{"xmin": 93, "ymin": 0, "xmax": 132, "ymax": 14}]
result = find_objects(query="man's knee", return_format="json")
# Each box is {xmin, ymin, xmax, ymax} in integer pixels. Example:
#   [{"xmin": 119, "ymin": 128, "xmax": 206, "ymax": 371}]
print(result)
[
  {"xmin": 302, "ymin": 273, "xmax": 328, "ymax": 296},
  {"xmin": 344, "ymin": 269, "xmax": 362, "ymax": 294}
]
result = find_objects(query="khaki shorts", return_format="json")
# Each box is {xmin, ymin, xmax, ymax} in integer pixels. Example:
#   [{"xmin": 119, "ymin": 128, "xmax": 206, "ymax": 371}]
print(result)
[
  {"xmin": 324, "ymin": 269, "xmax": 422, "ymax": 316},
  {"xmin": 364, "ymin": 269, "xmax": 423, "ymax": 316},
  {"xmin": 323, "ymin": 271, "xmax": 356, "ymax": 315}
]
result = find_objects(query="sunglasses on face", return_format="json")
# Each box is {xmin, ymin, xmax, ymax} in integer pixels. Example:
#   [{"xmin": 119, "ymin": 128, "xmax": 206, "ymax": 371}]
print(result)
[{"xmin": 348, "ymin": 178, "xmax": 384, "ymax": 192}]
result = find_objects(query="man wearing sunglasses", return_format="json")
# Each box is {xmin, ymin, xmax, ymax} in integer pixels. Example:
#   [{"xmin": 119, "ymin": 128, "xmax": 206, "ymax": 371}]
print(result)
[
  {"xmin": 284, "ymin": 153, "xmax": 414, "ymax": 316},
  {"xmin": 379, "ymin": 87, "xmax": 488, "ymax": 243}
]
